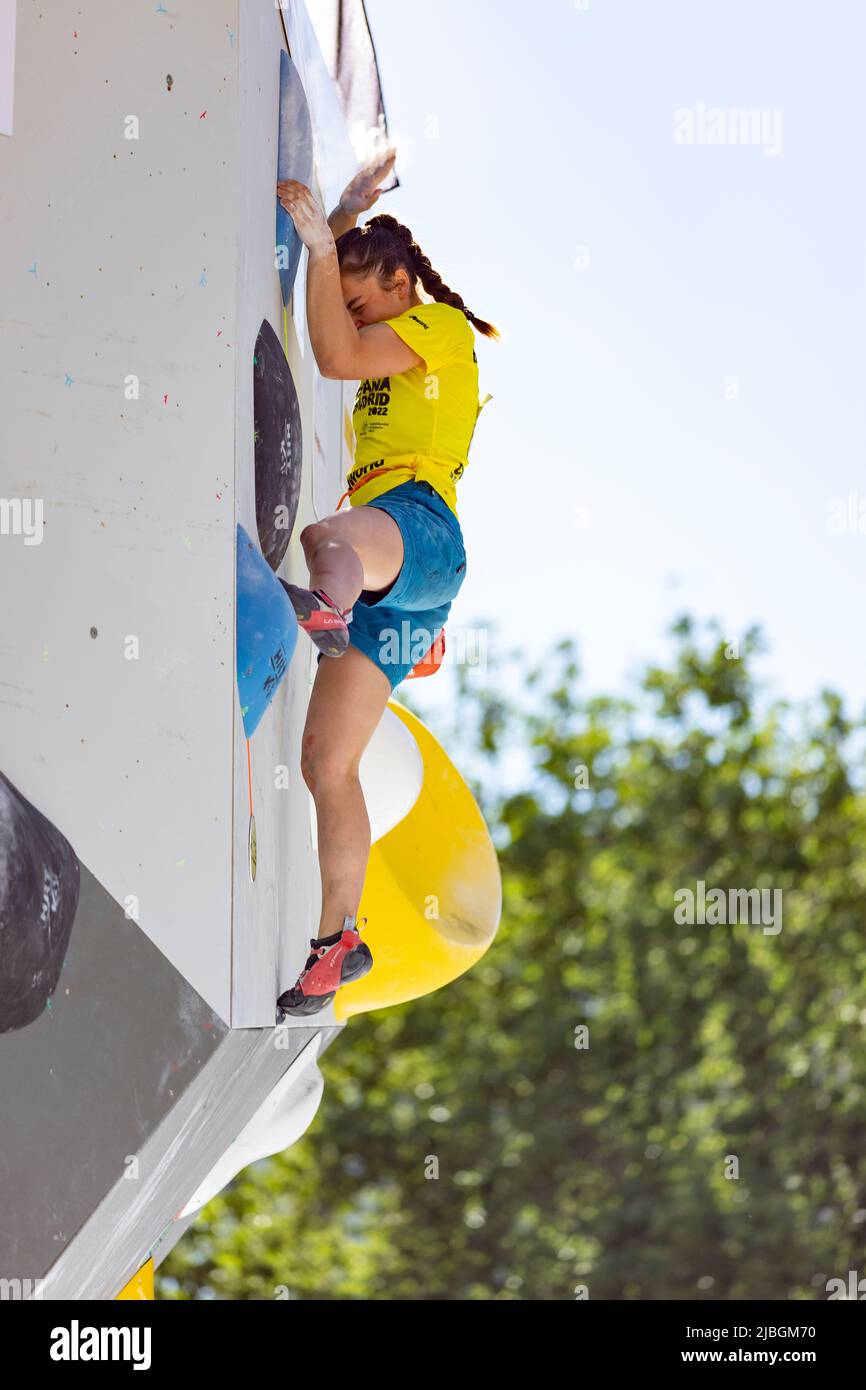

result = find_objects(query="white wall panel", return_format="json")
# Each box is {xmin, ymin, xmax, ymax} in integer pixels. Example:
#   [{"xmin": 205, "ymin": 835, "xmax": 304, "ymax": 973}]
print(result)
[{"xmin": 0, "ymin": 0, "xmax": 239, "ymax": 1019}]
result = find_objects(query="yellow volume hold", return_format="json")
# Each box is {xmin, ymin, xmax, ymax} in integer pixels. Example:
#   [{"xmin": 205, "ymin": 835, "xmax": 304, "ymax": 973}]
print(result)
[{"xmin": 335, "ymin": 701, "xmax": 502, "ymax": 1021}]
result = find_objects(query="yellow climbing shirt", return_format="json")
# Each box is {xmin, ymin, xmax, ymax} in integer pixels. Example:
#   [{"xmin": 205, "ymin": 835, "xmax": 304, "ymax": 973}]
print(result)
[{"xmin": 342, "ymin": 301, "xmax": 491, "ymax": 518}]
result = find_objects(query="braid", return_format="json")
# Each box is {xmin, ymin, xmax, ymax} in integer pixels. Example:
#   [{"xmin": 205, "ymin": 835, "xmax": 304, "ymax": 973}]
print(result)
[
  {"xmin": 335, "ymin": 212, "xmax": 500, "ymax": 340},
  {"xmin": 413, "ymin": 248, "xmax": 471, "ymax": 317}
]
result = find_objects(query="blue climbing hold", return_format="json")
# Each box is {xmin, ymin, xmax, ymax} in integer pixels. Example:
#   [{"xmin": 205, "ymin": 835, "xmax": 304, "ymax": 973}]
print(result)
[
  {"xmin": 236, "ymin": 524, "xmax": 298, "ymax": 738},
  {"xmin": 276, "ymin": 48, "xmax": 314, "ymax": 308}
]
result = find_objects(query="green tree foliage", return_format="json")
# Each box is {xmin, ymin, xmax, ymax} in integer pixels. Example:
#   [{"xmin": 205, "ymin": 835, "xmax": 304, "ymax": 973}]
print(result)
[{"xmin": 159, "ymin": 619, "xmax": 866, "ymax": 1300}]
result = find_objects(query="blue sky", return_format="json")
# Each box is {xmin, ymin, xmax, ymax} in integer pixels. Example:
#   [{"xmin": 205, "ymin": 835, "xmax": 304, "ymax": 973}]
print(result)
[{"xmin": 363, "ymin": 0, "xmax": 866, "ymax": 724}]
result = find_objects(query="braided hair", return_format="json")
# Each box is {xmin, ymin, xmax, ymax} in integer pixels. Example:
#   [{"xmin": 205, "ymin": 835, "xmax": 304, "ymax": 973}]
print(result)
[{"xmin": 335, "ymin": 213, "xmax": 500, "ymax": 340}]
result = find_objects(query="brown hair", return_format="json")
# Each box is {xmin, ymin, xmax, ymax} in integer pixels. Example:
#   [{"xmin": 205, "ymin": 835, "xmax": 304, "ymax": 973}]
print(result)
[{"xmin": 335, "ymin": 213, "xmax": 500, "ymax": 340}]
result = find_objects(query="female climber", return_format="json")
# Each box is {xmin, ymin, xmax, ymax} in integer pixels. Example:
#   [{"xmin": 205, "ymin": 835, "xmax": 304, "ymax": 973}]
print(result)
[{"xmin": 275, "ymin": 150, "xmax": 498, "ymax": 1016}]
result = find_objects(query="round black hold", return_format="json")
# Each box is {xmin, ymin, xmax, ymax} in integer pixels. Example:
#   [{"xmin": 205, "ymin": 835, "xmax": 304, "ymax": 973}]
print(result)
[
  {"xmin": 0, "ymin": 772, "xmax": 81, "ymax": 1033},
  {"xmin": 253, "ymin": 318, "xmax": 302, "ymax": 571}
]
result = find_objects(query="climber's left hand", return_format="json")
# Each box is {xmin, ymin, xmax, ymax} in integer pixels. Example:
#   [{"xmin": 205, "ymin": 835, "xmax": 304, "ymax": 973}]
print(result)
[{"xmin": 277, "ymin": 180, "xmax": 335, "ymax": 259}]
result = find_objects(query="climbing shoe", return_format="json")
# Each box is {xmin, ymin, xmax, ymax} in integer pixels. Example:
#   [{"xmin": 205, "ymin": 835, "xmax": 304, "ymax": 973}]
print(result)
[
  {"xmin": 279, "ymin": 580, "xmax": 352, "ymax": 658},
  {"xmin": 276, "ymin": 915, "xmax": 373, "ymax": 1018}
]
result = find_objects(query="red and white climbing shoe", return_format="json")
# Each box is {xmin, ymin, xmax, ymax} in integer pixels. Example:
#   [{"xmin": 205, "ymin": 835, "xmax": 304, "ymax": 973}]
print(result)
[
  {"xmin": 279, "ymin": 580, "xmax": 352, "ymax": 658},
  {"xmin": 276, "ymin": 915, "xmax": 373, "ymax": 1018}
]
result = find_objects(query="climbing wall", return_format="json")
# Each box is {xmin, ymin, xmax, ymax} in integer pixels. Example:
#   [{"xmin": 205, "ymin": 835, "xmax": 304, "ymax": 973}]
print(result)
[
  {"xmin": 0, "ymin": 0, "xmax": 364, "ymax": 1027},
  {"xmin": 0, "ymin": 0, "xmax": 502, "ymax": 1297},
  {"xmin": 0, "ymin": 0, "xmax": 352, "ymax": 1291},
  {"xmin": 1, "ymin": 0, "xmax": 241, "ymax": 1020}
]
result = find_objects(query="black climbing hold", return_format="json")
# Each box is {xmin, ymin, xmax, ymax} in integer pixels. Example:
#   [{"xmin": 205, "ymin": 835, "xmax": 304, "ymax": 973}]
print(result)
[
  {"xmin": 0, "ymin": 772, "xmax": 81, "ymax": 1033},
  {"xmin": 253, "ymin": 318, "xmax": 302, "ymax": 571}
]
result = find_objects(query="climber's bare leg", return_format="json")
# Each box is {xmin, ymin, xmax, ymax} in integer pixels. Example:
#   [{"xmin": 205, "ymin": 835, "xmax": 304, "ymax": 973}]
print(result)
[
  {"xmin": 299, "ymin": 506, "xmax": 404, "ymax": 611},
  {"xmin": 300, "ymin": 643, "xmax": 392, "ymax": 936}
]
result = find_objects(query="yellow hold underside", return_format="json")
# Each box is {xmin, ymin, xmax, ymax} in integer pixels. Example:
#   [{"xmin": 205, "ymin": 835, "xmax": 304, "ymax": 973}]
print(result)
[
  {"xmin": 334, "ymin": 701, "xmax": 501, "ymax": 1020},
  {"xmin": 116, "ymin": 1258, "xmax": 154, "ymax": 1299}
]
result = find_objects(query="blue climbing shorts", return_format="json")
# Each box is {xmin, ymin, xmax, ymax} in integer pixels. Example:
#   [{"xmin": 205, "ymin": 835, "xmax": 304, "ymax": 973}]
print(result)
[{"xmin": 334, "ymin": 480, "xmax": 467, "ymax": 690}]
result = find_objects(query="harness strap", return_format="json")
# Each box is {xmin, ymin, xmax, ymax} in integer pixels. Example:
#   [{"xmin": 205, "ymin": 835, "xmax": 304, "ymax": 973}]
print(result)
[{"xmin": 335, "ymin": 460, "xmax": 420, "ymax": 511}]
